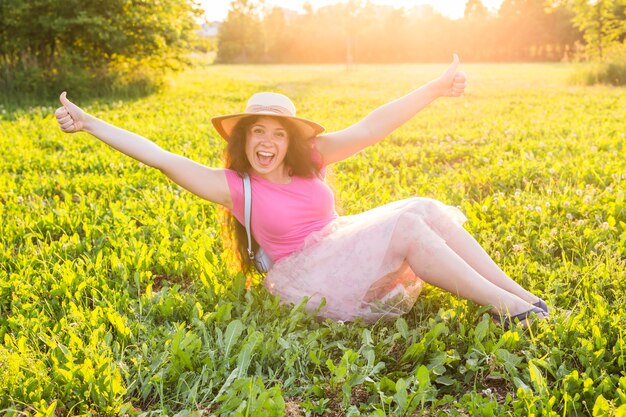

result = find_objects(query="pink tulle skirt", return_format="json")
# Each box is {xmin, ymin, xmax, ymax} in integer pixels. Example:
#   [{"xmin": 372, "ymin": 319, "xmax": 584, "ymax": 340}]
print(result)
[{"xmin": 264, "ymin": 197, "xmax": 467, "ymax": 322}]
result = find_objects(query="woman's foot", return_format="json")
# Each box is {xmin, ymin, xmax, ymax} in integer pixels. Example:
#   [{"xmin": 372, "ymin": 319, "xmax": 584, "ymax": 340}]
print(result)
[
  {"xmin": 493, "ymin": 306, "xmax": 549, "ymax": 330},
  {"xmin": 533, "ymin": 298, "xmax": 550, "ymax": 313}
]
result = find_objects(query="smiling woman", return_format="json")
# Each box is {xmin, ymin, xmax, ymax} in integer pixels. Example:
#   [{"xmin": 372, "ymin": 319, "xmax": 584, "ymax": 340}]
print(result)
[{"xmin": 54, "ymin": 54, "xmax": 549, "ymax": 327}]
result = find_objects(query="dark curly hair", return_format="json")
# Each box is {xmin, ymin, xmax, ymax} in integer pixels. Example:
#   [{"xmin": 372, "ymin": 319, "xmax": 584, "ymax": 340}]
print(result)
[{"xmin": 223, "ymin": 115, "xmax": 322, "ymax": 273}]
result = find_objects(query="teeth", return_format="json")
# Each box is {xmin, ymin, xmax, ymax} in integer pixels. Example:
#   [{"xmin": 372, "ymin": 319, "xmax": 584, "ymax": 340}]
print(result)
[{"xmin": 258, "ymin": 151, "xmax": 274, "ymax": 157}]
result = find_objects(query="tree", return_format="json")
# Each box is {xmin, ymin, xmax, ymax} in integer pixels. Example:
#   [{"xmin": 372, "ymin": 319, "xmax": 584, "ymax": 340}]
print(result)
[
  {"xmin": 464, "ymin": 0, "xmax": 489, "ymax": 19},
  {"xmin": 571, "ymin": 0, "xmax": 626, "ymax": 60},
  {"xmin": 0, "ymin": 0, "xmax": 201, "ymax": 97},
  {"xmin": 216, "ymin": 0, "xmax": 264, "ymax": 63}
]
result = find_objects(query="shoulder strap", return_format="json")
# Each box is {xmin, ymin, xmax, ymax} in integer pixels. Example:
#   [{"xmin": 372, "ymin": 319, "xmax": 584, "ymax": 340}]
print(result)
[{"xmin": 242, "ymin": 173, "xmax": 255, "ymax": 261}]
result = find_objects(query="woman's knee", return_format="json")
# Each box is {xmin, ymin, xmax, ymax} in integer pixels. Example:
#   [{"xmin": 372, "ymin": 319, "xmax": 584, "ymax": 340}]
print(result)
[
  {"xmin": 406, "ymin": 197, "xmax": 443, "ymax": 217},
  {"xmin": 393, "ymin": 212, "xmax": 442, "ymax": 251}
]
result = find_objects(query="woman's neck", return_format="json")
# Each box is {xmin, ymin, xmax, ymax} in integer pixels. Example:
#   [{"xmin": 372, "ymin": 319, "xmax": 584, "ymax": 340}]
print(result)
[{"xmin": 251, "ymin": 166, "xmax": 292, "ymax": 184}]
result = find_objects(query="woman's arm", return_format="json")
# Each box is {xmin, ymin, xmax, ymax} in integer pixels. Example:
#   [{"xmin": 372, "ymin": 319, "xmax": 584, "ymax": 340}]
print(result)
[
  {"xmin": 55, "ymin": 92, "xmax": 232, "ymax": 208},
  {"xmin": 315, "ymin": 54, "xmax": 467, "ymax": 165}
]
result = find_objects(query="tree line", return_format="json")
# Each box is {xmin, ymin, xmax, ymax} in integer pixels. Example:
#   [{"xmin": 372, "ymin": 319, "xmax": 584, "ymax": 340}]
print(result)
[
  {"xmin": 0, "ymin": 0, "xmax": 201, "ymax": 100},
  {"xmin": 216, "ymin": 0, "xmax": 626, "ymax": 64}
]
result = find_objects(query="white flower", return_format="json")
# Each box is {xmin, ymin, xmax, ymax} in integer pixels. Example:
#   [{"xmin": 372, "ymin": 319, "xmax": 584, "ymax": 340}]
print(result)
[
  {"xmin": 535, "ymin": 206, "xmax": 542, "ymax": 212},
  {"xmin": 576, "ymin": 189, "xmax": 583, "ymax": 196},
  {"xmin": 591, "ymin": 146, "xmax": 598, "ymax": 152},
  {"xmin": 605, "ymin": 186, "xmax": 613, "ymax": 193},
  {"xmin": 549, "ymin": 168, "xmax": 556, "ymax": 174},
  {"xmin": 566, "ymin": 213, "xmax": 574, "ymax": 221},
  {"xmin": 601, "ymin": 222, "xmax": 610, "ymax": 230},
  {"xmin": 512, "ymin": 244, "xmax": 523, "ymax": 252},
  {"xmin": 563, "ymin": 201, "xmax": 571, "ymax": 207},
  {"xmin": 583, "ymin": 195, "xmax": 592, "ymax": 204}
]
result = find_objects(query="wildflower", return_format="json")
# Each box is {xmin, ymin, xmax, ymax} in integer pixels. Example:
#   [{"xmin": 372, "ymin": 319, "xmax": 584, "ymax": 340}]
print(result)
[
  {"xmin": 601, "ymin": 222, "xmax": 610, "ymax": 230},
  {"xmin": 506, "ymin": 235, "xmax": 513, "ymax": 241},
  {"xmin": 512, "ymin": 244, "xmax": 523, "ymax": 252},
  {"xmin": 583, "ymin": 195, "xmax": 592, "ymax": 204},
  {"xmin": 576, "ymin": 219, "xmax": 585, "ymax": 226},
  {"xmin": 514, "ymin": 189, "xmax": 522, "ymax": 198},
  {"xmin": 566, "ymin": 213, "xmax": 574, "ymax": 221},
  {"xmin": 548, "ymin": 168, "xmax": 556, "ymax": 174},
  {"xmin": 550, "ymin": 228, "xmax": 557, "ymax": 236},
  {"xmin": 576, "ymin": 189, "xmax": 583, "ymax": 196},
  {"xmin": 497, "ymin": 159, "xmax": 504, "ymax": 166},
  {"xmin": 591, "ymin": 146, "xmax": 598, "ymax": 152},
  {"xmin": 482, "ymin": 205, "xmax": 488, "ymax": 212},
  {"xmin": 563, "ymin": 201, "xmax": 571, "ymax": 207},
  {"xmin": 605, "ymin": 186, "xmax": 613, "ymax": 193},
  {"xmin": 545, "ymin": 202, "xmax": 551, "ymax": 208},
  {"xmin": 535, "ymin": 206, "xmax": 542, "ymax": 212}
]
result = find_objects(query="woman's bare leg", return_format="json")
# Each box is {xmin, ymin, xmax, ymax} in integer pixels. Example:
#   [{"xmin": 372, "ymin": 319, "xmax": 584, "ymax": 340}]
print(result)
[
  {"xmin": 445, "ymin": 228, "xmax": 541, "ymax": 304},
  {"xmin": 392, "ymin": 213, "xmax": 533, "ymax": 316}
]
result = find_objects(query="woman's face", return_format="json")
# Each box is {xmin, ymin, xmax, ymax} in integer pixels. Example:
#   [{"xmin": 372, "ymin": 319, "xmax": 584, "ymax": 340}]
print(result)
[{"xmin": 245, "ymin": 116, "xmax": 290, "ymax": 180}]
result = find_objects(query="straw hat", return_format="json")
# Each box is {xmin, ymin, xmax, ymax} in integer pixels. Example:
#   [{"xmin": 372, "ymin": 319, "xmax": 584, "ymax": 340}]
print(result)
[{"xmin": 211, "ymin": 92, "xmax": 325, "ymax": 141}]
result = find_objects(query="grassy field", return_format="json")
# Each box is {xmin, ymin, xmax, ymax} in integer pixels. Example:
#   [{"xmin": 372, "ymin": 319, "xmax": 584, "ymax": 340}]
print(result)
[{"xmin": 1, "ymin": 63, "xmax": 625, "ymax": 416}]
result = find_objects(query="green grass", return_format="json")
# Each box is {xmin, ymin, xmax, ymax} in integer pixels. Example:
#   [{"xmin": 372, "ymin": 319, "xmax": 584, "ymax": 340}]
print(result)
[{"xmin": 1, "ymin": 63, "xmax": 626, "ymax": 416}]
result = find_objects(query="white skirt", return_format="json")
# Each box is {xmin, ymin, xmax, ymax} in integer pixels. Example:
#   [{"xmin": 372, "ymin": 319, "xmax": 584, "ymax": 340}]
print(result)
[{"xmin": 264, "ymin": 197, "xmax": 467, "ymax": 323}]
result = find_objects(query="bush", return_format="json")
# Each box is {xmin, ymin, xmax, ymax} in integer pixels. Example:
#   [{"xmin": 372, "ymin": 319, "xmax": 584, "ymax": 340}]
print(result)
[{"xmin": 570, "ymin": 43, "xmax": 626, "ymax": 86}]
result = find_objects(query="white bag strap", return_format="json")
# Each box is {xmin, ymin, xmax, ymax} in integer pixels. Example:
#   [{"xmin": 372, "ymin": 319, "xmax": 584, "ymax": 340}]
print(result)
[{"xmin": 242, "ymin": 173, "xmax": 255, "ymax": 261}]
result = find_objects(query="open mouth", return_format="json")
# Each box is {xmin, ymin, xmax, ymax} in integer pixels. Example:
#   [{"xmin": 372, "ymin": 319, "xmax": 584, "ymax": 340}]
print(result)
[{"xmin": 256, "ymin": 151, "xmax": 275, "ymax": 167}]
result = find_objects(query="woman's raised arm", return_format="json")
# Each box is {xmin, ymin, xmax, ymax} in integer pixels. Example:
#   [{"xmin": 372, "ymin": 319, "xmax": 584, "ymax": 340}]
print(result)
[
  {"xmin": 55, "ymin": 92, "xmax": 232, "ymax": 208},
  {"xmin": 315, "ymin": 54, "xmax": 467, "ymax": 165}
]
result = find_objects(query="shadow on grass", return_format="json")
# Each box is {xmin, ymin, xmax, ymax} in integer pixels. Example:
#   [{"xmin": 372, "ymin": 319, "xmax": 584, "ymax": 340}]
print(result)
[{"xmin": 0, "ymin": 78, "xmax": 162, "ymax": 122}]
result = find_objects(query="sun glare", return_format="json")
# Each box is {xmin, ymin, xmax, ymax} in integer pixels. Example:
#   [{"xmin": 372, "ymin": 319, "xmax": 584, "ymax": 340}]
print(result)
[{"xmin": 202, "ymin": 0, "xmax": 504, "ymax": 21}]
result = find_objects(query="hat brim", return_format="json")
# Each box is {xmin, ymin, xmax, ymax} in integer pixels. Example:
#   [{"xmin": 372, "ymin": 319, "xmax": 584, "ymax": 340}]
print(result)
[{"xmin": 211, "ymin": 111, "xmax": 325, "ymax": 141}]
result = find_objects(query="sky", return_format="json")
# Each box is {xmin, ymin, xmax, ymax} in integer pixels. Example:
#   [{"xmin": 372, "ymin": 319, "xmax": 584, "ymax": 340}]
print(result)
[{"xmin": 201, "ymin": 0, "xmax": 505, "ymax": 22}]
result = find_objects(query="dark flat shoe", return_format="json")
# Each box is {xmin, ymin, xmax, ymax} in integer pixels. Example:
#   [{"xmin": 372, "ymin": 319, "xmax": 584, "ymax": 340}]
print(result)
[
  {"xmin": 493, "ymin": 306, "xmax": 547, "ymax": 330},
  {"xmin": 533, "ymin": 299, "xmax": 549, "ymax": 313}
]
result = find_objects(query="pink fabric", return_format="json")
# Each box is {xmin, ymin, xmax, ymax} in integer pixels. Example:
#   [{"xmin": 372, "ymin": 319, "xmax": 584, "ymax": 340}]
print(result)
[
  {"xmin": 265, "ymin": 197, "xmax": 467, "ymax": 322},
  {"xmin": 225, "ymin": 169, "xmax": 337, "ymax": 261}
]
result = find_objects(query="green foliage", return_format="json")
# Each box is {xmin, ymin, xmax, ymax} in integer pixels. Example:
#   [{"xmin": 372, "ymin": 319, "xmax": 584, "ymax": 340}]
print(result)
[
  {"xmin": 215, "ymin": 0, "xmax": 580, "ymax": 64},
  {"xmin": 570, "ymin": 0, "xmax": 626, "ymax": 60},
  {"xmin": 571, "ymin": 43, "xmax": 626, "ymax": 85},
  {"xmin": 216, "ymin": 0, "xmax": 264, "ymax": 64},
  {"xmin": 0, "ymin": 0, "xmax": 201, "ymax": 102},
  {"xmin": 1, "ymin": 63, "xmax": 626, "ymax": 415}
]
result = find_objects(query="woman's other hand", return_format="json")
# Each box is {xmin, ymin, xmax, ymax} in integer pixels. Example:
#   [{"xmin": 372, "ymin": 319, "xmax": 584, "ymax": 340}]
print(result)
[
  {"xmin": 434, "ymin": 54, "xmax": 467, "ymax": 97},
  {"xmin": 55, "ymin": 92, "xmax": 87, "ymax": 133}
]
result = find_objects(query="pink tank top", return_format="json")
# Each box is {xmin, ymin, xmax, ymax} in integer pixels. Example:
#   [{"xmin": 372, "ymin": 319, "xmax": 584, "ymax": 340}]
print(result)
[{"xmin": 225, "ymin": 169, "xmax": 338, "ymax": 262}]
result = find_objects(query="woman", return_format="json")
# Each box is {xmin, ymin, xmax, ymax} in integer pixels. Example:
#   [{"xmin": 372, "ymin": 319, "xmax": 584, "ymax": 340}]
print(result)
[{"xmin": 55, "ymin": 55, "xmax": 548, "ymax": 327}]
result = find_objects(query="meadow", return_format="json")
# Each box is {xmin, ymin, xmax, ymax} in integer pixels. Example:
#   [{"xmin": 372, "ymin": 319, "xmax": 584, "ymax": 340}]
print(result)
[{"xmin": 1, "ymin": 62, "xmax": 625, "ymax": 416}]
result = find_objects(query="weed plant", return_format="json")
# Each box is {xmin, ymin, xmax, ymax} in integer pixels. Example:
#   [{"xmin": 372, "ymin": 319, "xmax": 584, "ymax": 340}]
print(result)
[{"xmin": 1, "ymin": 64, "xmax": 625, "ymax": 416}]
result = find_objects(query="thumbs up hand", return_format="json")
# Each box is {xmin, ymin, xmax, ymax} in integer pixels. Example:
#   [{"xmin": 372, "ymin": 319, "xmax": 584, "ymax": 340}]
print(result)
[
  {"xmin": 55, "ymin": 92, "xmax": 87, "ymax": 133},
  {"xmin": 434, "ymin": 54, "xmax": 467, "ymax": 97}
]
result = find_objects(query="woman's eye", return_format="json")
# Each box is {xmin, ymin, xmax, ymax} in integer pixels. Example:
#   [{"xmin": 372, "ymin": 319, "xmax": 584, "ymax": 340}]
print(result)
[
  {"xmin": 252, "ymin": 128, "xmax": 264, "ymax": 134},
  {"xmin": 275, "ymin": 132, "xmax": 285, "ymax": 138}
]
